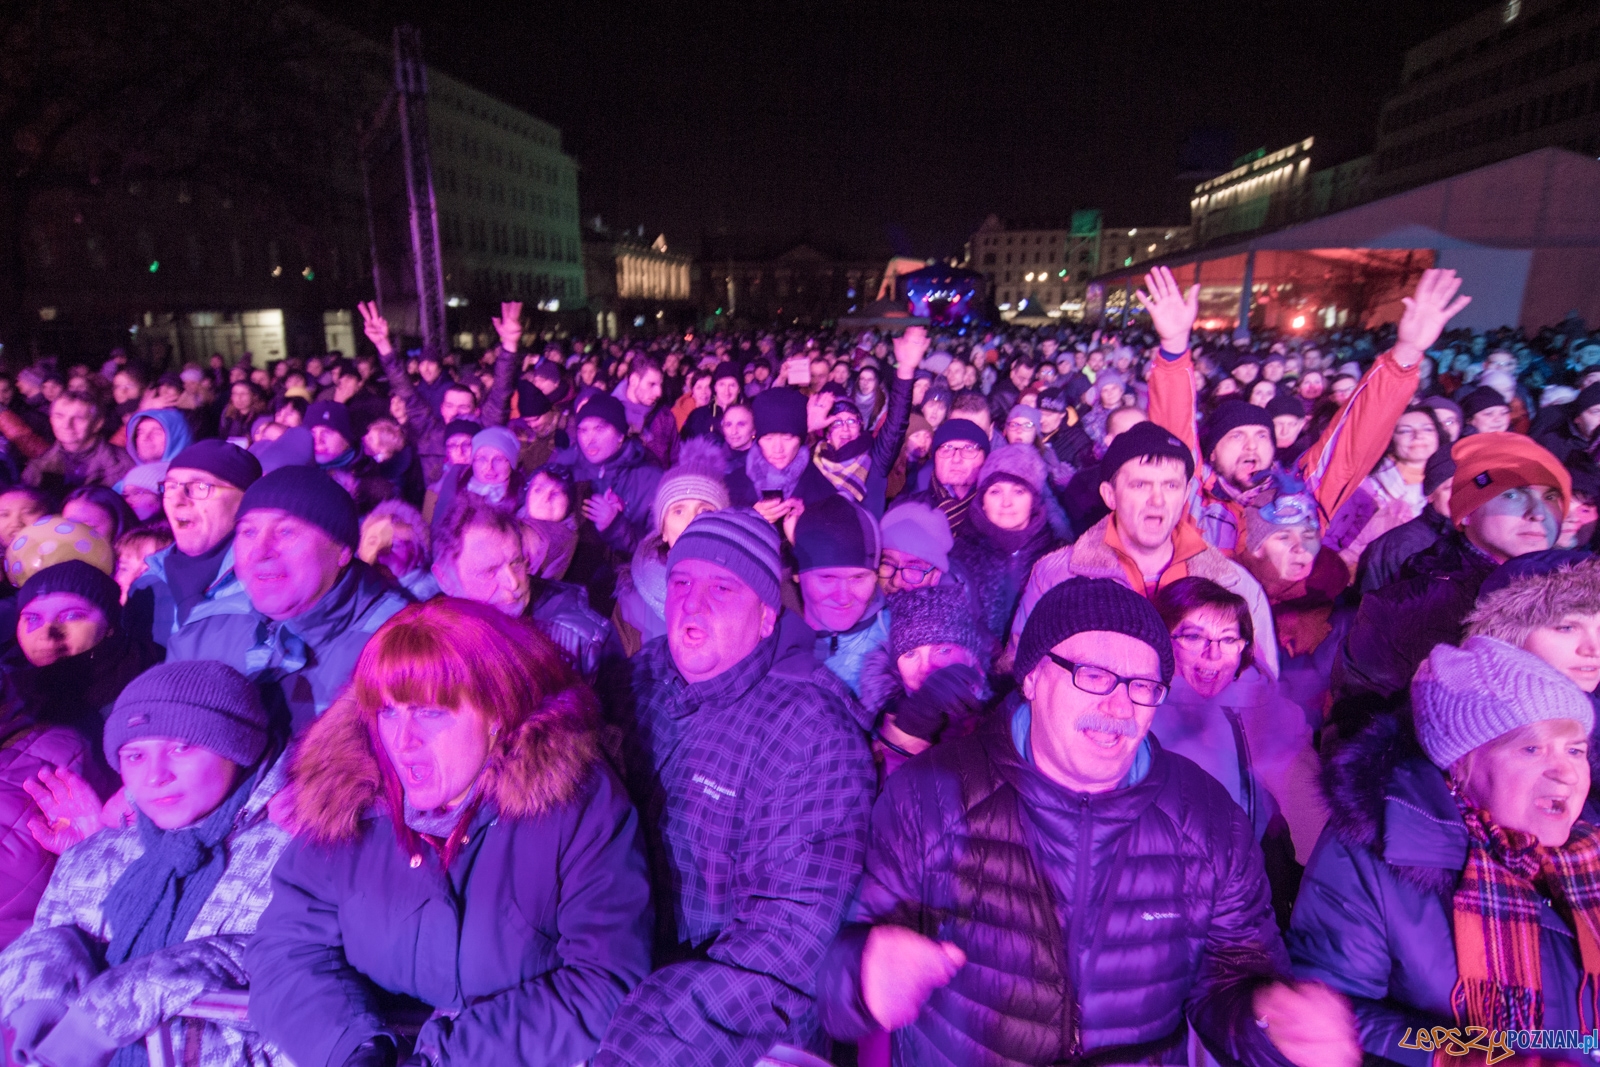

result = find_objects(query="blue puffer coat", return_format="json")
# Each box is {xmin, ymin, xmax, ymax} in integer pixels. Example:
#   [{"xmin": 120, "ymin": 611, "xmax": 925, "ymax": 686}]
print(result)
[
  {"xmin": 1290, "ymin": 712, "xmax": 1597, "ymax": 1065},
  {"xmin": 818, "ymin": 713, "xmax": 1295, "ymax": 1067},
  {"xmin": 246, "ymin": 690, "xmax": 653, "ymax": 1067}
]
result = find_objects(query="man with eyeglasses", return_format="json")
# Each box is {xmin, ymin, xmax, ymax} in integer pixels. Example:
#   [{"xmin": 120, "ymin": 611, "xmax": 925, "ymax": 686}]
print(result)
[
  {"xmin": 123, "ymin": 440, "xmax": 261, "ymax": 648},
  {"xmin": 902, "ymin": 419, "xmax": 989, "ymax": 532},
  {"xmin": 877, "ymin": 502, "xmax": 955, "ymax": 596},
  {"xmin": 820, "ymin": 577, "xmax": 1359, "ymax": 1067}
]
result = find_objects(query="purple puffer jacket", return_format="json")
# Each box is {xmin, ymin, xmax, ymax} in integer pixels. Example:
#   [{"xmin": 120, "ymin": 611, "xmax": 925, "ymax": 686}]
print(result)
[
  {"xmin": 819, "ymin": 716, "xmax": 1297, "ymax": 1066},
  {"xmin": 0, "ymin": 716, "xmax": 100, "ymax": 949}
]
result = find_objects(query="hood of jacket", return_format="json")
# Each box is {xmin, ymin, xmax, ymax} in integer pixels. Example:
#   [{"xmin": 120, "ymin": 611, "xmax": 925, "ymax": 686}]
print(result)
[
  {"xmin": 288, "ymin": 679, "xmax": 600, "ymax": 845},
  {"xmin": 125, "ymin": 407, "xmax": 194, "ymax": 464},
  {"xmin": 1322, "ymin": 709, "xmax": 1464, "ymax": 895}
]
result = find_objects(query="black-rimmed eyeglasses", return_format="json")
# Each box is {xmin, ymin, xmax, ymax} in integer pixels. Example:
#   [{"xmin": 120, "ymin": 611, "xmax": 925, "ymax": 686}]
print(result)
[{"xmin": 1045, "ymin": 652, "xmax": 1168, "ymax": 707}]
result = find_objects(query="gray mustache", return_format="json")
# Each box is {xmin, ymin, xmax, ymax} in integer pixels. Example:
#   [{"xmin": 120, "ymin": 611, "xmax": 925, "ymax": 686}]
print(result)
[{"xmin": 1074, "ymin": 713, "xmax": 1139, "ymax": 738}]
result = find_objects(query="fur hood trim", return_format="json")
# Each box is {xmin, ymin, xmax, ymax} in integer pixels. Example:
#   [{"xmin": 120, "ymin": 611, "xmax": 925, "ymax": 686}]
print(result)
[
  {"xmin": 1322, "ymin": 708, "xmax": 1459, "ymax": 894},
  {"xmin": 857, "ymin": 645, "xmax": 905, "ymax": 719},
  {"xmin": 1465, "ymin": 556, "xmax": 1600, "ymax": 646},
  {"xmin": 288, "ymin": 686, "xmax": 599, "ymax": 844}
]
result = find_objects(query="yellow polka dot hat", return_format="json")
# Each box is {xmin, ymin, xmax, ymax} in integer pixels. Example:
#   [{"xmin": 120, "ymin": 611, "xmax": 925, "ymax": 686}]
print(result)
[{"xmin": 6, "ymin": 515, "xmax": 114, "ymax": 586}]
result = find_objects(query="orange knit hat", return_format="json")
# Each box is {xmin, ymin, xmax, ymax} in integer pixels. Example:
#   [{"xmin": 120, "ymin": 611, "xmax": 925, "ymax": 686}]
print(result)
[{"xmin": 1448, "ymin": 432, "xmax": 1571, "ymax": 527}]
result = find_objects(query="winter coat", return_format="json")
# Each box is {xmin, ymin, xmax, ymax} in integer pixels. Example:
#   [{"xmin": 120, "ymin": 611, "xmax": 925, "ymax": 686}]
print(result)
[
  {"xmin": 1333, "ymin": 532, "xmax": 1497, "ymax": 710},
  {"xmin": 1290, "ymin": 713, "xmax": 1596, "ymax": 1065},
  {"xmin": 23, "ymin": 439, "xmax": 134, "ymax": 495},
  {"xmin": 950, "ymin": 505, "xmax": 1057, "ymax": 655},
  {"xmin": 1014, "ymin": 514, "xmax": 1280, "ymax": 680},
  {"xmin": 14, "ymin": 628, "xmax": 165, "ymax": 784},
  {"xmin": 595, "ymin": 623, "xmax": 876, "ymax": 1067},
  {"xmin": 0, "ymin": 756, "xmax": 291, "ymax": 1067},
  {"xmin": 379, "ymin": 344, "xmax": 515, "ymax": 485},
  {"xmin": 124, "ymin": 539, "xmax": 252, "ymax": 651},
  {"xmin": 549, "ymin": 438, "xmax": 664, "ymax": 558},
  {"xmin": 167, "ymin": 560, "xmax": 411, "ymax": 736},
  {"xmin": 245, "ymin": 690, "xmax": 652, "ymax": 1067},
  {"xmin": 809, "ymin": 596, "xmax": 892, "ymax": 699},
  {"xmin": 526, "ymin": 578, "xmax": 619, "ymax": 684},
  {"xmin": 817, "ymin": 712, "xmax": 1295, "ymax": 1067},
  {"xmin": 0, "ymin": 713, "xmax": 100, "ymax": 949},
  {"xmin": 1353, "ymin": 504, "xmax": 1452, "ymax": 596},
  {"xmin": 725, "ymin": 451, "xmax": 840, "ymax": 509},
  {"xmin": 1155, "ymin": 670, "xmax": 1324, "ymax": 863}
]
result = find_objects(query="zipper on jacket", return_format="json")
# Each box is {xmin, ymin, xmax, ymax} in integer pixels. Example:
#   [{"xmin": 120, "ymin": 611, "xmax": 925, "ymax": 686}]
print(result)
[{"xmin": 1063, "ymin": 793, "xmax": 1090, "ymax": 1061}]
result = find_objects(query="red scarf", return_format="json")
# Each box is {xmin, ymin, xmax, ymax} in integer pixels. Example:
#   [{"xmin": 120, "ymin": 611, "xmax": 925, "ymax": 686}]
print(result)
[{"xmin": 1451, "ymin": 799, "xmax": 1600, "ymax": 1032}]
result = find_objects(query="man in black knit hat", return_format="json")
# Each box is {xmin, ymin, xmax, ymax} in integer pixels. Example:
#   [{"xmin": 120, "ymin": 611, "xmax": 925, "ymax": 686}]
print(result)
[{"xmin": 819, "ymin": 577, "xmax": 1359, "ymax": 1067}]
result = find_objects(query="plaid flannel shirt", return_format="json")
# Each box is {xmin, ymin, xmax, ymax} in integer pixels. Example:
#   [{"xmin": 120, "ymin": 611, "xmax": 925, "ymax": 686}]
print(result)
[{"xmin": 596, "ymin": 631, "xmax": 875, "ymax": 1067}]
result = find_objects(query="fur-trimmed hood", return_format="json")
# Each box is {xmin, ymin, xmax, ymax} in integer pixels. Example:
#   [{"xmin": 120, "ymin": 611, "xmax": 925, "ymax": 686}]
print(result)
[
  {"xmin": 288, "ymin": 687, "xmax": 600, "ymax": 844},
  {"xmin": 1321, "ymin": 708, "xmax": 1463, "ymax": 895},
  {"xmin": 857, "ymin": 645, "xmax": 905, "ymax": 719}
]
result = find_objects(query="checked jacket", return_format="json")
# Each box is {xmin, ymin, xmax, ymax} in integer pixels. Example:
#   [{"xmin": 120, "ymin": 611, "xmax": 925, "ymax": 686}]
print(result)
[{"xmin": 596, "ymin": 626, "xmax": 875, "ymax": 1067}]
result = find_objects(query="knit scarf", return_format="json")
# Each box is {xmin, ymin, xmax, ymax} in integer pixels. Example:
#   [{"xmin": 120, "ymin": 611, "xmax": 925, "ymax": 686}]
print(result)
[
  {"xmin": 1451, "ymin": 800, "xmax": 1600, "ymax": 1032},
  {"xmin": 812, "ymin": 439, "xmax": 871, "ymax": 502},
  {"xmin": 466, "ymin": 476, "xmax": 508, "ymax": 503},
  {"xmin": 929, "ymin": 477, "xmax": 973, "ymax": 528},
  {"xmin": 746, "ymin": 444, "xmax": 808, "ymax": 497},
  {"xmin": 630, "ymin": 539, "xmax": 670, "ymax": 619}
]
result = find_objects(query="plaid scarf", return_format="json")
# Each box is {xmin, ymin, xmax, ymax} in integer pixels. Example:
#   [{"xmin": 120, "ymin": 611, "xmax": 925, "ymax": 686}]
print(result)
[
  {"xmin": 812, "ymin": 442, "xmax": 871, "ymax": 502},
  {"xmin": 1451, "ymin": 798, "xmax": 1600, "ymax": 1032}
]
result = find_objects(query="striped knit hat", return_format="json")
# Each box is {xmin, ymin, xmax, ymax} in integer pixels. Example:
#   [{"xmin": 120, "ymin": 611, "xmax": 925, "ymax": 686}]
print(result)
[{"xmin": 667, "ymin": 508, "xmax": 784, "ymax": 609}]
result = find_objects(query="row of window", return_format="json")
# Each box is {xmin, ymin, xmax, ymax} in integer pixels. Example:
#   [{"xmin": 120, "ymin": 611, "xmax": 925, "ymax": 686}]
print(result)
[
  {"xmin": 1377, "ymin": 77, "xmax": 1600, "ymax": 172},
  {"xmin": 469, "ymin": 268, "xmax": 573, "ymax": 301},
  {"xmin": 440, "ymin": 214, "xmax": 579, "ymax": 263},
  {"xmin": 32, "ymin": 228, "xmax": 358, "ymax": 284},
  {"xmin": 433, "ymin": 91, "xmax": 562, "ymax": 152},
  {"xmin": 437, "ymin": 169, "xmax": 574, "ymax": 222},
  {"xmin": 1383, "ymin": 21, "xmax": 1600, "ymax": 134},
  {"xmin": 975, "ymin": 232, "xmax": 1068, "ymax": 247},
  {"xmin": 1404, "ymin": 0, "xmax": 1597, "ymax": 86},
  {"xmin": 432, "ymin": 117, "xmax": 568, "ymax": 186}
]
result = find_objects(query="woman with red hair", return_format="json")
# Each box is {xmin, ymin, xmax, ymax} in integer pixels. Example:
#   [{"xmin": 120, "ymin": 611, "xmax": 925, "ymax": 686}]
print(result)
[{"xmin": 245, "ymin": 597, "xmax": 652, "ymax": 1067}]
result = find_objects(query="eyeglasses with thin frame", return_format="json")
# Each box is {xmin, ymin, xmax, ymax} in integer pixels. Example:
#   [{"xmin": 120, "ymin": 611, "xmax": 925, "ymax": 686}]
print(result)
[
  {"xmin": 1046, "ymin": 652, "xmax": 1168, "ymax": 707},
  {"xmin": 936, "ymin": 442, "xmax": 984, "ymax": 457},
  {"xmin": 878, "ymin": 560, "xmax": 937, "ymax": 583},
  {"xmin": 1171, "ymin": 630, "xmax": 1248, "ymax": 655},
  {"xmin": 159, "ymin": 480, "xmax": 227, "ymax": 501}
]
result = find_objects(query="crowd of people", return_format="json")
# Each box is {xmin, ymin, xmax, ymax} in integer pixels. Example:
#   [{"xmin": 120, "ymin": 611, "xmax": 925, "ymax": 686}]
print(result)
[{"xmin": 0, "ymin": 265, "xmax": 1593, "ymax": 1065}]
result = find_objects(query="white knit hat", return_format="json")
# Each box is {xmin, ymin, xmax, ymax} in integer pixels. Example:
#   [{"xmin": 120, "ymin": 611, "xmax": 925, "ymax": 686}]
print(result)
[{"xmin": 1412, "ymin": 635, "xmax": 1595, "ymax": 770}]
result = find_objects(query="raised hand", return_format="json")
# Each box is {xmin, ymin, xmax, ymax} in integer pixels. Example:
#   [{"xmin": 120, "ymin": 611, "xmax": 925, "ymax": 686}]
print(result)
[
  {"xmin": 1253, "ymin": 981, "xmax": 1361, "ymax": 1067},
  {"xmin": 357, "ymin": 301, "xmax": 394, "ymax": 357},
  {"xmin": 581, "ymin": 488, "xmax": 625, "ymax": 532},
  {"xmin": 1134, "ymin": 266, "xmax": 1199, "ymax": 355},
  {"xmin": 25, "ymin": 766, "xmax": 106, "ymax": 854},
  {"xmin": 492, "ymin": 301, "xmax": 524, "ymax": 353},
  {"xmin": 806, "ymin": 391, "xmax": 835, "ymax": 434},
  {"xmin": 1393, "ymin": 268, "xmax": 1472, "ymax": 366},
  {"xmin": 893, "ymin": 325, "xmax": 930, "ymax": 379},
  {"xmin": 862, "ymin": 924, "xmax": 966, "ymax": 1031}
]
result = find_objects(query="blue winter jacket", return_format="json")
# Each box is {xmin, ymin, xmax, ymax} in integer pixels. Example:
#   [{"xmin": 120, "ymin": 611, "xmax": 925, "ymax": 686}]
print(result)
[
  {"xmin": 246, "ymin": 691, "xmax": 652, "ymax": 1067},
  {"xmin": 166, "ymin": 560, "xmax": 410, "ymax": 735},
  {"xmin": 1290, "ymin": 714, "xmax": 1596, "ymax": 1065},
  {"xmin": 123, "ymin": 539, "xmax": 251, "ymax": 650}
]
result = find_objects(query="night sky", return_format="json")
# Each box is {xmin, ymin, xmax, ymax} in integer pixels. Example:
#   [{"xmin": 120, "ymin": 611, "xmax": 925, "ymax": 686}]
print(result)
[{"xmin": 318, "ymin": 0, "xmax": 1491, "ymax": 261}]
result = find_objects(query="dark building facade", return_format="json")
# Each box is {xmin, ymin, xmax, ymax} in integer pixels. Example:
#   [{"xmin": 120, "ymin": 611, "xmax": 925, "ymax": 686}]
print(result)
[{"xmin": 1373, "ymin": 0, "xmax": 1600, "ymax": 194}]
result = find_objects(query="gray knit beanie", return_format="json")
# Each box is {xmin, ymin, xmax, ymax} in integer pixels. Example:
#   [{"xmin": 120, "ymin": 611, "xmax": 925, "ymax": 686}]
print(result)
[
  {"xmin": 977, "ymin": 442, "xmax": 1047, "ymax": 496},
  {"xmin": 888, "ymin": 585, "xmax": 984, "ymax": 662},
  {"xmin": 1412, "ymin": 635, "xmax": 1595, "ymax": 770},
  {"xmin": 667, "ymin": 508, "xmax": 785, "ymax": 610},
  {"xmin": 103, "ymin": 661, "xmax": 271, "ymax": 769}
]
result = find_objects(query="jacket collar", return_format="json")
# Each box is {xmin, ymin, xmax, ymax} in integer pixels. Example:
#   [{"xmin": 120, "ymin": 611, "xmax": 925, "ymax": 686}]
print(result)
[
  {"xmin": 657, "ymin": 626, "xmax": 780, "ymax": 719},
  {"xmin": 990, "ymin": 703, "xmax": 1167, "ymax": 820},
  {"xmin": 272, "ymin": 560, "xmax": 392, "ymax": 646}
]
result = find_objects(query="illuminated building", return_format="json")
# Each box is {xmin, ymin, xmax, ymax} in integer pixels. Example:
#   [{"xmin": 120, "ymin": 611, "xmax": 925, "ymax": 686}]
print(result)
[
  {"xmin": 1190, "ymin": 139, "xmax": 1316, "ymax": 245},
  {"xmin": 1373, "ymin": 0, "xmax": 1600, "ymax": 195},
  {"xmin": 20, "ymin": 8, "xmax": 583, "ymax": 364},
  {"xmin": 966, "ymin": 213, "xmax": 1190, "ymax": 321},
  {"xmin": 1090, "ymin": 147, "xmax": 1600, "ymax": 334},
  {"xmin": 582, "ymin": 225, "xmax": 696, "ymax": 337}
]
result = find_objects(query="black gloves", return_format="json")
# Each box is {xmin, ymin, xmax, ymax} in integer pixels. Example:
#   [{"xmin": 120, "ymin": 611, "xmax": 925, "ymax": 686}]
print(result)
[{"xmin": 891, "ymin": 663, "xmax": 987, "ymax": 743}]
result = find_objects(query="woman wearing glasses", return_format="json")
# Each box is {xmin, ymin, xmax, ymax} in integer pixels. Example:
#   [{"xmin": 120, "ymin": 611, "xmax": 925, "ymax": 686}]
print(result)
[{"xmin": 1152, "ymin": 577, "xmax": 1324, "ymax": 922}]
